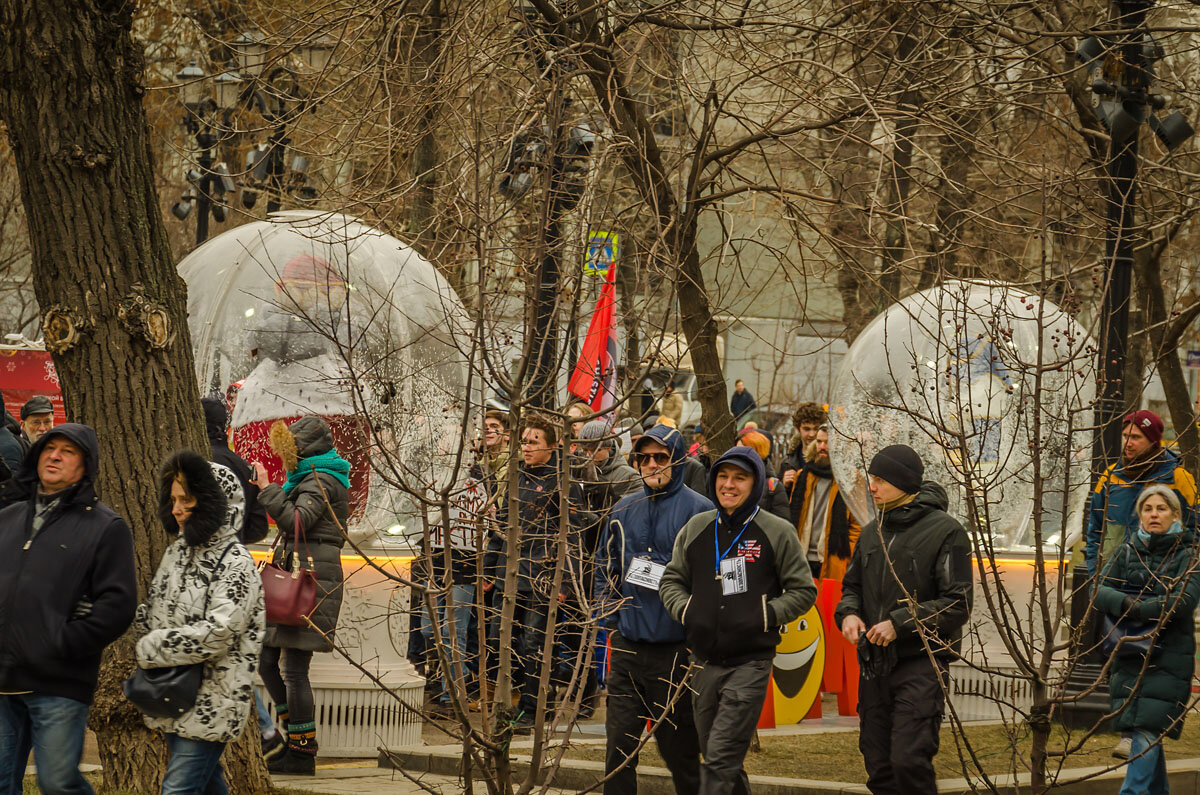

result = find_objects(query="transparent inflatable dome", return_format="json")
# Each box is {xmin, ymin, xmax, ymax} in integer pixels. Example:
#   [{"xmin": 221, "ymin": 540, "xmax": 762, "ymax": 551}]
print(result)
[
  {"xmin": 827, "ymin": 281, "xmax": 1096, "ymax": 552},
  {"xmin": 180, "ymin": 211, "xmax": 472, "ymax": 546}
]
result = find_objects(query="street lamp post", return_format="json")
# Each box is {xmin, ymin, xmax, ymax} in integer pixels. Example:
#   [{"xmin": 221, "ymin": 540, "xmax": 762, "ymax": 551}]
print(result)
[
  {"xmin": 172, "ymin": 32, "xmax": 327, "ymax": 243},
  {"xmin": 1061, "ymin": 0, "xmax": 1193, "ymax": 729}
]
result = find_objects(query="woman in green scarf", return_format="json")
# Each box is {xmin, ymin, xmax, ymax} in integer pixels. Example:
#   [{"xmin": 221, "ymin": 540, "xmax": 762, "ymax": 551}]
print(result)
[{"xmin": 251, "ymin": 416, "xmax": 351, "ymax": 776}]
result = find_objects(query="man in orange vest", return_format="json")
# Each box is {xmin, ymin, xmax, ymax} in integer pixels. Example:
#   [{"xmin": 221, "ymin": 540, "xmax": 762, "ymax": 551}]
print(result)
[{"xmin": 789, "ymin": 426, "xmax": 859, "ymax": 582}]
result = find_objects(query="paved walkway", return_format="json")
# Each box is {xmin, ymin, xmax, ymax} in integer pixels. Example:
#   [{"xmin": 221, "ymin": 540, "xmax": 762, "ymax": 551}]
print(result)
[{"xmin": 274, "ymin": 762, "xmax": 573, "ymax": 794}]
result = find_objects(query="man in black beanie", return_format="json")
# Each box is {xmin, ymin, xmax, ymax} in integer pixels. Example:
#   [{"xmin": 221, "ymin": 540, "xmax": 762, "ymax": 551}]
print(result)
[{"xmin": 834, "ymin": 445, "xmax": 972, "ymax": 795}]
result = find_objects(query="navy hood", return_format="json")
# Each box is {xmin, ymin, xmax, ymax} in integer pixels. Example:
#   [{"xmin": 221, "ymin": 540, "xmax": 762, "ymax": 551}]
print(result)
[
  {"xmin": 633, "ymin": 424, "xmax": 690, "ymax": 497},
  {"xmin": 18, "ymin": 422, "xmax": 101, "ymax": 503},
  {"xmin": 707, "ymin": 446, "xmax": 764, "ymax": 527}
]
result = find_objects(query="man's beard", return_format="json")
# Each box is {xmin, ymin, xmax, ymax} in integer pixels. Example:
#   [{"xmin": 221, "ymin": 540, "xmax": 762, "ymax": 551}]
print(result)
[{"xmin": 814, "ymin": 453, "xmax": 830, "ymax": 468}]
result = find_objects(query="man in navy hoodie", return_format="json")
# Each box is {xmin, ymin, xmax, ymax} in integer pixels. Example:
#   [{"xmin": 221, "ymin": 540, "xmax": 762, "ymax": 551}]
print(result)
[
  {"xmin": 595, "ymin": 424, "xmax": 711, "ymax": 794},
  {"xmin": 0, "ymin": 424, "xmax": 137, "ymax": 794},
  {"xmin": 661, "ymin": 446, "xmax": 815, "ymax": 795}
]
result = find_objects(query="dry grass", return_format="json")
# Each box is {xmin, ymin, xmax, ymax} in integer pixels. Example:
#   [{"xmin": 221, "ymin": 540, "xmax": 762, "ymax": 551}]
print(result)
[{"xmin": 563, "ymin": 720, "xmax": 1200, "ymax": 782}]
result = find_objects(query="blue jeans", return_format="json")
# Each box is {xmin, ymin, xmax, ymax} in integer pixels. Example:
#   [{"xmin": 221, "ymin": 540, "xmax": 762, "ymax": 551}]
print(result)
[
  {"xmin": 161, "ymin": 734, "xmax": 226, "ymax": 795},
  {"xmin": 1120, "ymin": 729, "xmax": 1168, "ymax": 795},
  {"xmin": 421, "ymin": 583, "xmax": 475, "ymax": 701},
  {"xmin": 254, "ymin": 691, "xmax": 274, "ymax": 737},
  {"xmin": 0, "ymin": 693, "xmax": 93, "ymax": 795}
]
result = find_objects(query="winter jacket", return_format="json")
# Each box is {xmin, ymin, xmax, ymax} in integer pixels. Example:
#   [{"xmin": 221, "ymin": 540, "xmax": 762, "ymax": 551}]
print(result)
[
  {"xmin": 575, "ymin": 446, "xmax": 641, "ymax": 554},
  {"xmin": 0, "ymin": 424, "xmax": 137, "ymax": 703},
  {"xmin": 658, "ymin": 392, "xmax": 683, "ymax": 426},
  {"xmin": 1085, "ymin": 448, "xmax": 1197, "ymax": 576},
  {"xmin": 202, "ymin": 397, "xmax": 268, "ymax": 544},
  {"xmin": 485, "ymin": 452, "xmax": 589, "ymax": 598},
  {"xmin": 258, "ymin": 418, "xmax": 349, "ymax": 652},
  {"xmin": 759, "ymin": 465, "xmax": 790, "ymax": 521},
  {"xmin": 1095, "ymin": 527, "xmax": 1200, "ymax": 738},
  {"xmin": 659, "ymin": 446, "xmax": 816, "ymax": 665},
  {"xmin": 135, "ymin": 454, "xmax": 265, "ymax": 743},
  {"xmin": 730, "ymin": 389, "xmax": 756, "ymax": 420},
  {"xmin": 682, "ymin": 456, "xmax": 708, "ymax": 496},
  {"xmin": 0, "ymin": 410, "xmax": 24, "ymax": 474},
  {"xmin": 789, "ymin": 462, "xmax": 860, "ymax": 582},
  {"xmin": 595, "ymin": 425, "xmax": 714, "ymax": 644},
  {"xmin": 834, "ymin": 482, "xmax": 972, "ymax": 661}
]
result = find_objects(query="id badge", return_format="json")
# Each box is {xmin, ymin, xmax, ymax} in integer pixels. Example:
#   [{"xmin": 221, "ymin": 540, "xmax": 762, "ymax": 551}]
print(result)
[
  {"xmin": 624, "ymin": 556, "xmax": 667, "ymax": 589},
  {"xmin": 720, "ymin": 556, "xmax": 747, "ymax": 596}
]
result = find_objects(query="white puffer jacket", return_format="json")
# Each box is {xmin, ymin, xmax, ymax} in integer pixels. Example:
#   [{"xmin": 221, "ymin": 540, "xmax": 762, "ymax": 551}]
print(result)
[{"xmin": 135, "ymin": 458, "xmax": 266, "ymax": 743}]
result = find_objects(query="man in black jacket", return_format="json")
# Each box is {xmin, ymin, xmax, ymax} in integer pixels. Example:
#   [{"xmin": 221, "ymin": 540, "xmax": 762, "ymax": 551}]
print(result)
[
  {"xmin": 660, "ymin": 446, "xmax": 816, "ymax": 794},
  {"xmin": 834, "ymin": 445, "xmax": 972, "ymax": 795},
  {"xmin": 202, "ymin": 397, "xmax": 268, "ymax": 544},
  {"xmin": 485, "ymin": 413, "xmax": 588, "ymax": 730},
  {"xmin": 0, "ymin": 424, "xmax": 138, "ymax": 794}
]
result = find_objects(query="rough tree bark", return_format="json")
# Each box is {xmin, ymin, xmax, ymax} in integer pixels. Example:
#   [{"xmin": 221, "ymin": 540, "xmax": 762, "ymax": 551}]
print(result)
[{"xmin": 0, "ymin": 3, "xmax": 271, "ymax": 792}]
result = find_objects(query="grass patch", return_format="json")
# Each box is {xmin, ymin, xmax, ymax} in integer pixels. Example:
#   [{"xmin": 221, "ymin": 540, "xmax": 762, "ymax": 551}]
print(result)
[{"xmin": 562, "ymin": 721, "xmax": 1200, "ymax": 782}]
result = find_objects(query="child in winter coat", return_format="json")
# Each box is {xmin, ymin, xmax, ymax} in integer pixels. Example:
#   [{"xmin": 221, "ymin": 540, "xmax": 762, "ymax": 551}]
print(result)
[{"xmin": 135, "ymin": 451, "xmax": 266, "ymax": 795}]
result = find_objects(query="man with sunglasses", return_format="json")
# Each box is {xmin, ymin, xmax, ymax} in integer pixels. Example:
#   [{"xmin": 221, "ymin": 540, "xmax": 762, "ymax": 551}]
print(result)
[{"xmin": 594, "ymin": 424, "xmax": 712, "ymax": 793}]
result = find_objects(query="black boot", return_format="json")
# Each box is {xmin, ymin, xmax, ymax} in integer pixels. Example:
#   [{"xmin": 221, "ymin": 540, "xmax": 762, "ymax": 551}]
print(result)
[{"xmin": 268, "ymin": 744, "xmax": 317, "ymax": 776}]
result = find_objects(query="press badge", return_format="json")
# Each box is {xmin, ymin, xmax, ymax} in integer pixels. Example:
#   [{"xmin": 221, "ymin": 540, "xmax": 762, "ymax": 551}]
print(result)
[
  {"xmin": 720, "ymin": 556, "xmax": 747, "ymax": 595},
  {"xmin": 625, "ymin": 556, "xmax": 666, "ymax": 589}
]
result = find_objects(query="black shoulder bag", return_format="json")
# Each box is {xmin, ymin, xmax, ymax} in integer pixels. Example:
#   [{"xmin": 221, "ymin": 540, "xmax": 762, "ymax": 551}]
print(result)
[{"xmin": 123, "ymin": 541, "xmax": 237, "ymax": 719}]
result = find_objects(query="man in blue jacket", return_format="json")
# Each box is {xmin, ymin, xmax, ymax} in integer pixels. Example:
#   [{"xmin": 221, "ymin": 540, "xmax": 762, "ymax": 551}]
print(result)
[
  {"xmin": 1085, "ymin": 410, "xmax": 1198, "ymax": 578},
  {"xmin": 0, "ymin": 424, "xmax": 138, "ymax": 794},
  {"xmin": 594, "ymin": 424, "xmax": 711, "ymax": 794}
]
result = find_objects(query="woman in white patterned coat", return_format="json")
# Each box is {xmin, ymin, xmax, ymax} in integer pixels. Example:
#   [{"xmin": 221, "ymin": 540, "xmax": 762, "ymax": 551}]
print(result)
[{"xmin": 134, "ymin": 450, "xmax": 266, "ymax": 795}]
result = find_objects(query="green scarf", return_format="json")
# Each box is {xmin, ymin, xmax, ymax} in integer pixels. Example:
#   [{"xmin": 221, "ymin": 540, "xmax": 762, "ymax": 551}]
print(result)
[{"xmin": 283, "ymin": 449, "xmax": 352, "ymax": 495}]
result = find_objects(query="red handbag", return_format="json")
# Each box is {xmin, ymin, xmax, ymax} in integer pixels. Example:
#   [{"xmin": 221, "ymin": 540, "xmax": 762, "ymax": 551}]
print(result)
[{"xmin": 260, "ymin": 512, "xmax": 318, "ymax": 627}]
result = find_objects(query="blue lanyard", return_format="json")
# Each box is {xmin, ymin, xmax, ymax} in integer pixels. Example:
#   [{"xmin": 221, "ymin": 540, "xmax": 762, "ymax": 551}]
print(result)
[{"xmin": 714, "ymin": 507, "xmax": 759, "ymax": 574}]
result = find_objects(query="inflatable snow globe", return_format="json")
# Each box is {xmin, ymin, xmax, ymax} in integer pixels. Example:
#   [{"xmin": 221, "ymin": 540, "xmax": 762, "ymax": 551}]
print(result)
[
  {"xmin": 181, "ymin": 211, "xmax": 472, "ymax": 549},
  {"xmin": 179, "ymin": 212, "xmax": 473, "ymax": 751},
  {"xmin": 827, "ymin": 280, "xmax": 1096, "ymax": 554}
]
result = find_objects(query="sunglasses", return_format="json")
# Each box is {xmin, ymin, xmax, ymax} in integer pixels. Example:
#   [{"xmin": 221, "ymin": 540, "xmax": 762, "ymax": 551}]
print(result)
[{"xmin": 634, "ymin": 452, "xmax": 672, "ymax": 466}]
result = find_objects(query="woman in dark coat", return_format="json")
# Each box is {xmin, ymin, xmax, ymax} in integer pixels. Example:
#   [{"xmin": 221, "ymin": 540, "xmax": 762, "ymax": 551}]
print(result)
[
  {"xmin": 251, "ymin": 416, "xmax": 350, "ymax": 776},
  {"xmin": 1095, "ymin": 483, "xmax": 1200, "ymax": 795}
]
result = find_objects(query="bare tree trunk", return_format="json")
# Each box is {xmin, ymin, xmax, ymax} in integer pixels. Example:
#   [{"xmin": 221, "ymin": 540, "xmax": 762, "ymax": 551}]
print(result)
[
  {"xmin": 405, "ymin": 0, "xmax": 446, "ymax": 259},
  {"xmin": 920, "ymin": 107, "xmax": 981, "ymax": 288},
  {"xmin": 1137, "ymin": 250, "xmax": 1199, "ymax": 470},
  {"xmin": 0, "ymin": 3, "xmax": 270, "ymax": 792},
  {"xmin": 878, "ymin": 33, "xmax": 920, "ymax": 304},
  {"xmin": 827, "ymin": 115, "xmax": 877, "ymax": 343}
]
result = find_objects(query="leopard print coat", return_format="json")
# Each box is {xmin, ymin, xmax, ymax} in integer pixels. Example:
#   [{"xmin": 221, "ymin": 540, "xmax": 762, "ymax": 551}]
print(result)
[{"xmin": 135, "ymin": 458, "xmax": 266, "ymax": 743}]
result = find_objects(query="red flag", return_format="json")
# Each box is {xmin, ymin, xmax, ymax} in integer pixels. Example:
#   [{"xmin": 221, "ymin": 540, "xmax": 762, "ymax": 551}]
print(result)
[{"xmin": 568, "ymin": 263, "xmax": 618, "ymax": 414}]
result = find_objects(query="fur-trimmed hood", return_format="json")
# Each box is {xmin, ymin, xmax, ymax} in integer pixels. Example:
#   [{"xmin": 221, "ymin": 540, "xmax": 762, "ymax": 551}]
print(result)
[{"xmin": 158, "ymin": 450, "xmax": 245, "ymax": 547}]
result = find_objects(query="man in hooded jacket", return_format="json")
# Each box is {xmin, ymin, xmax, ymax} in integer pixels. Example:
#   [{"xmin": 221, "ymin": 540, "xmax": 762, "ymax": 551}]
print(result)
[
  {"xmin": 1085, "ymin": 409, "xmax": 1197, "ymax": 578},
  {"xmin": 201, "ymin": 397, "xmax": 268, "ymax": 544},
  {"xmin": 660, "ymin": 446, "xmax": 815, "ymax": 795},
  {"xmin": 595, "ymin": 424, "xmax": 711, "ymax": 794},
  {"xmin": 834, "ymin": 445, "xmax": 972, "ymax": 795},
  {"xmin": 0, "ymin": 424, "xmax": 138, "ymax": 794}
]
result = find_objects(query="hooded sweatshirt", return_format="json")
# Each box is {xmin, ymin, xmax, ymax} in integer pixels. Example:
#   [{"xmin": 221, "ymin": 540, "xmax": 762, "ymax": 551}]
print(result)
[
  {"xmin": 0, "ymin": 424, "xmax": 138, "ymax": 703},
  {"xmin": 659, "ymin": 446, "xmax": 816, "ymax": 665},
  {"xmin": 136, "ymin": 453, "xmax": 265, "ymax": 742},
  {"xmin": 594, "ymin": 424, "xmax": 714, "ymax": 644}
]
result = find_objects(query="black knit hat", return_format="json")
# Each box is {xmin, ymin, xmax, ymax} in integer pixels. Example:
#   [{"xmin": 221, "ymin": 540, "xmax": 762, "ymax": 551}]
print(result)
[{"xmin": 868, "ymin": 445, "xmax": 923, "ymax": 495}]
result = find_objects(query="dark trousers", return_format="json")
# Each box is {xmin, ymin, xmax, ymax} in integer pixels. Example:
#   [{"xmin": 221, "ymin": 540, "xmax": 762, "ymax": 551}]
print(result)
[
  {"xmin": 692, "ymin": 658, "xmax": 771, "ymax": 795},
  {"xmin": 858, "ymin": 655, "xmax": 947, "ymax": 795},
  {"xmin": 515, "ymin": 593, "xmax": 553, "ymax": 714},
  {"xmin": 604, "ymin": 634, "xmax": 700, "ymax": 795}
]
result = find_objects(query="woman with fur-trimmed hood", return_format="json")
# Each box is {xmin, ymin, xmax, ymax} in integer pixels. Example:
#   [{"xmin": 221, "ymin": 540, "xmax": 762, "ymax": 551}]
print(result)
[
  {"xmin": 250, "ymin": 415, "xmax": 350, "ymax": 776},
  {"xmin": 135, "ymin": 450, "xmax": 265, "ymax": 794}
]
